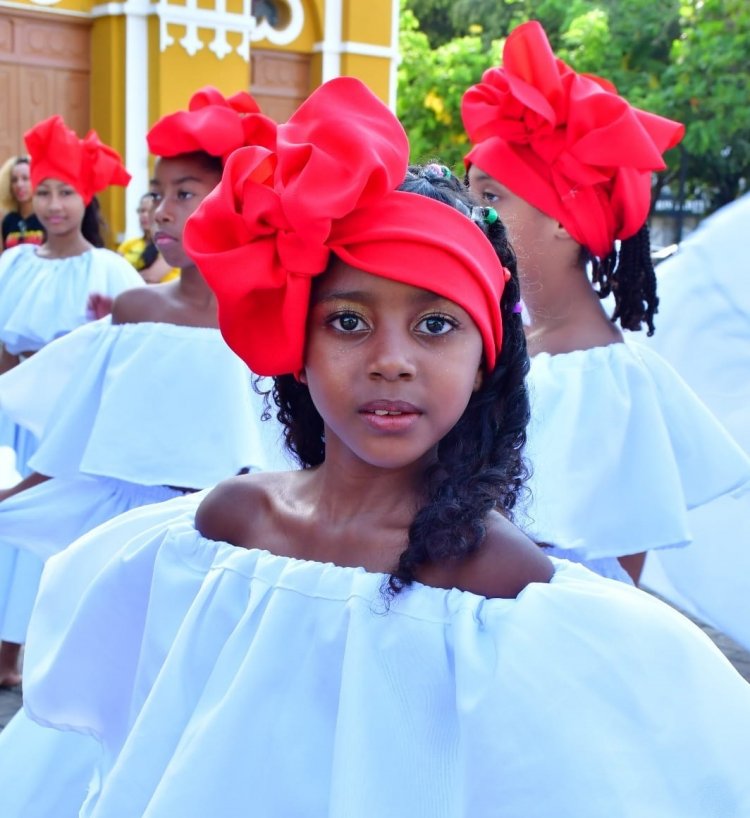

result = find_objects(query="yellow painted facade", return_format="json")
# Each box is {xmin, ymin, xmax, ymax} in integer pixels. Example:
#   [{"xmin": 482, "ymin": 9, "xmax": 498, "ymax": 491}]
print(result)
[{"xmin": 0, "ymin": 0, "xmax": 398, "ymax": 240}]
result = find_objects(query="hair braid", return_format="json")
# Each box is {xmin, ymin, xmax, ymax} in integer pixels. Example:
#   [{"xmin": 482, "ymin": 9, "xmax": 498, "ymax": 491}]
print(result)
[{"xmin": 590, "ymin": 223, "xmax": 659, "ymax": 335}]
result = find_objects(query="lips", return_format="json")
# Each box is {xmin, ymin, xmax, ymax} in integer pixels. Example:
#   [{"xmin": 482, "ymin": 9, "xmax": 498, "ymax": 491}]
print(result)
[
  {"xmin": 359, "ymin": 400, "xmax": 422, "ymax": 416},
  {"xmin": 153, "ymin": 231, "xmax": 177, "ymax": 246},
  {"xmin": 358, "ymin": 400, "xmax": 422, "ymax": 432}
]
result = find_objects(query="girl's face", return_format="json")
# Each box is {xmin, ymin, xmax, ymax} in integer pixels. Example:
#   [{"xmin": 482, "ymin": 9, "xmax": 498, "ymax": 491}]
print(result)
[
  {"xmin": 467, "ymin": 164, "xmax": 556, "ymax": 280},
  {"xmin": 302, "ymin": 259, "xmax": 484, "ymax": 472},
  {"xmin": 150, "ymin": 156, "xmax": 222, "ymax": 269},
  {"xmin": 33, "ymin": 178, "xmax": 86, "ymax": 236},
  {"xmin": 10, "ymin": 162, "xmax": 32, "ymax": 205},
  {"xmin": 137, "ymin": 196, "xmax": 156, "ymax": 234}
]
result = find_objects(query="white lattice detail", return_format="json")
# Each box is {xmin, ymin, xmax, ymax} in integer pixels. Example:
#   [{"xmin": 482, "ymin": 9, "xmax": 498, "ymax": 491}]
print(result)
[{"xmin": 154, "ymin": 0, "xmax": 304, "ymax": 60}]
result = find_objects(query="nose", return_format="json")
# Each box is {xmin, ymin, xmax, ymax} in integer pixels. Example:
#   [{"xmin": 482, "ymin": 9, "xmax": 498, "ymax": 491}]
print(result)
[
  {"xmin": 153, "ymin": 198, "xmax": 171, "ymax": 224},
  {"xmin": 368, "ymin": 326, "xmax": 416, "ymax": 382}
]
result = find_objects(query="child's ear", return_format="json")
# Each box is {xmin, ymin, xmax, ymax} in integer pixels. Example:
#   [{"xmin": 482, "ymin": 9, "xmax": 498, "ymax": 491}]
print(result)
[{"xmin": 297, "ymin": 368, "xmax": 308, "ymax": 385}]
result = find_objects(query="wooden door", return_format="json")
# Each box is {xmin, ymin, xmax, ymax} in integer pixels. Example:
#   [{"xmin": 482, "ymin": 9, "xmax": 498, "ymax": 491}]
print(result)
[
  {"xmin": 0, "ymin": 11, "xmax": 90, "ymax": 159},
  {"xmin": 250, "ymin": 49, "xmax": 311, "ymax": 123}
]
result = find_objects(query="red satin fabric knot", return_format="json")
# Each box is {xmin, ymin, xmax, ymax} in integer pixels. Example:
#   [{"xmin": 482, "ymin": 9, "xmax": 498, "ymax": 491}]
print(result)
[
  {"xmin": 186, "ymin": 78, "xmax": 508, "ymax": 376},
  {"xmin": 25, "ymin": 115, "xmax": 130, "ymax": 204},
  {"xmin": 462, "ymin": 20, "xmax": 684, "ymax": 258},
  {"xmin": 147, "ymin": 86, "xmax": 276, "ymax": 163}
]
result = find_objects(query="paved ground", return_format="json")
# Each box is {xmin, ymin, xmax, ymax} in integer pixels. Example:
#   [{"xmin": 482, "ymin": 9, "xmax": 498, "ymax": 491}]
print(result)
[{"xmin": 2, "ymin": 597, "xmax": 749, "ymax": 733}]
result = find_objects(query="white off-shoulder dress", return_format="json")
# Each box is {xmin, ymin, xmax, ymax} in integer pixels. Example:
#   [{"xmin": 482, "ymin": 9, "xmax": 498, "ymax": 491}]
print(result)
[
  {"xmin": 0, "ymin": 317, "xmax": 289, "ymax": 648},
  {"xmin": 1, "ymin": 493, "xmax": 749, "ymax": 817},
  {"xmin": 634, "ymin": 194, "xmax": 750, "ymax": 650},
  {"xmin": 521, "ymin": 340, "xmax": 750, "ymax": 581},
  {"xmin": 0, "ymin": 244, "xmax": 144, "ymax": 475}
]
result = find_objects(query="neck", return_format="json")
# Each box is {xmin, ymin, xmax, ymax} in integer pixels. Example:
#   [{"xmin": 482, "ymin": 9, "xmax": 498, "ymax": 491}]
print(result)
[
  {"xmin": 40, "ymin": 231, "xmax": 92, "ymax": 259},
  {"xmin": 308, "ymin": 441, "xmax": 429, "ymax": 522},
  {"xmin": 18, "ymin": 201, "xmax": 33, "ymax": 219},
  {"xmin": 177, "ymin": 265, "xmax": 217, "ymax": 311},
  {"xmin": 521, "ymin": 257, "xmax": 616, "ymax": 356}
]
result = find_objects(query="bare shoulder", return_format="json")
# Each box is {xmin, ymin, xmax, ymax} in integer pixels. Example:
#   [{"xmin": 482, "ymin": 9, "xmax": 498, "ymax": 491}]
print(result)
[
  {"xmin": 195, "ymin": 472, "xmax": 290, "ymax": 547},
  {"xmin": 111, "ymin": 283, "xmax": 171, "ymax": 325},
  {"xmin": 423, "ymin": 511, "xmax": 554, "ymax": 599}
]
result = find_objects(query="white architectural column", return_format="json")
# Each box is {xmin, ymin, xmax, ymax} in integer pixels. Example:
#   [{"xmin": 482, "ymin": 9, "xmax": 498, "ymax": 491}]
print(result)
[
  {"xmin": 388, "ymin": 0, "xmax": 399, "ymax": 110},
  {"xmin": 319, "ymin": 0, "xmax": 342, "ymax": 81},
  {"xmin": 123, "ymin": 0, "xmax": 151, "ymax": 241}
]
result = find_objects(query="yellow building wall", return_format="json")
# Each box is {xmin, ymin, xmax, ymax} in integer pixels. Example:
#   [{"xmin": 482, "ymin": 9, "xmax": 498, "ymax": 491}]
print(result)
[
  {"xmin": 340, "ymin": 53, "xmax": 391, "ymax": 103},
  {"xmin": 6, "ymin": 0, "xmax": 93, "ymax": 11},
  {"xmin": 90, "ymin": 14, "xmax": 127, "ymax": 245},
  {"xmin": 2, "ymin": 0, "xmax": 397, "ymax": 236},
  {"xmin": 342, "ymin": 2, "xmax": 393, "ymax": 46},
  {"xmin": 148, "ymin": 25, "xmax": 249, "ymax": 123}
]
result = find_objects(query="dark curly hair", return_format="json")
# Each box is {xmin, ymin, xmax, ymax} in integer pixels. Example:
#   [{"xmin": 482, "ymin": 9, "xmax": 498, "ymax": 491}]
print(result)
[
  {"xmin": 587, "ymin": 223, "xmax": 659, "ymax": 335},
  {"xmin": 260, "ymin": 164, "xmax": 530, "ymax": 594},
  {"xmin": 81, "ymin": 196, "xmax": 106, "ymax": 248}
]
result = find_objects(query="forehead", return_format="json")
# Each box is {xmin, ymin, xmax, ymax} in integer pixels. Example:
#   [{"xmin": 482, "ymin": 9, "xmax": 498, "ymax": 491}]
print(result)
[
  {"xmin": 468, "ymin": 165, "xmax": 505, "ymax": 189},
  {"xmin": 153, "ymin": 155, "xmax": 220, "ymax": 185},
  {"xmin": 312, "ymin": 257, "xmax": 452, "ymax": 307},
  {"xmin": 11, "ymin": 163, "xmax": 29, "ymax": 178}
]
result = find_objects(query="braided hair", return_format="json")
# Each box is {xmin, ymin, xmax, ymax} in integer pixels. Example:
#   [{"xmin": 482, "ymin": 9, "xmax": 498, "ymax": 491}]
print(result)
[
  {"xmin": 588, "ymin": 223, "xmax": 659, "ymax": 335},
  {"xmin": 263, "ymin": 163, "xmax": 530, "ymax": 595}
]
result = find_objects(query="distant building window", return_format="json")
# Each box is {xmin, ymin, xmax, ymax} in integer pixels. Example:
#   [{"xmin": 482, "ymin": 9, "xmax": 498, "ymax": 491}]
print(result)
[{"xmin": 252, "ymin": 0, "xmax": 289, "ymax": 29}]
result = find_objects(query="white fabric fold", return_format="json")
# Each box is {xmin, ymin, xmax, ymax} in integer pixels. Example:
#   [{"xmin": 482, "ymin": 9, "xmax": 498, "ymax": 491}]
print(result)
[
  {"xmin": 636, "ymin": 193, "xmax": 750, "ymax": 650},
  {"xmin": 0, "ymin": 318, "xmax": 290, "ymax": 487},
  {"xmin": 521, "ymin": 340, "xmax": 750, "ymax": 559},
  {"xmin": 19, "ymin": 498, "xmax": 750, "ymax": 817},
  {"xmin": 0, "ymin": 245, "xmax": 143, "ymax": 354}
]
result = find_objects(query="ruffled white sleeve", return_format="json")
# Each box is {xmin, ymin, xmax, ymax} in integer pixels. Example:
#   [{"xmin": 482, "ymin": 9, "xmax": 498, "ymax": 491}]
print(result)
[
  {"xmin": 522, "ymin": 341, "xmax": 750, "ymax": 559},
  {"xmin": 0, "ymin": 246, "xmax": 143, "ymax": 354},
  {"xmin": 633, "ymin": 195, "xmax": 750, "ymax": 651},
  {"xmin": 0, "ymin": 319, "xmax": 290, "ymax": 486},
  {"xmin": 22, "ymin": 507, "xmax": 750, "ymax": 817}
]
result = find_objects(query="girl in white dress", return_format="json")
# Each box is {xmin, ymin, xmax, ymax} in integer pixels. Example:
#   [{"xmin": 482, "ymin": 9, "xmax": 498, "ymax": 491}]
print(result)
[
  {"xmin": 12, "ymin": 77, "xmax": 750, "ymax": 818},
  {"xmin": 0, "ymin": 115, "xmax": 142, "ymax": 374},
  {"xmin": 0, "ymin": 117, "xmax": 142, "ymax": 688},
  {"xmin": 0, "ymin": 116, "xmax": 143, "ymax": 479},
  {"xmin": 463, "ymin": 21, "xmax": 750, "ymax": 584},
  {"xmin": 0, "ymin": 92, "xmax": 281, "ymax": 691}
]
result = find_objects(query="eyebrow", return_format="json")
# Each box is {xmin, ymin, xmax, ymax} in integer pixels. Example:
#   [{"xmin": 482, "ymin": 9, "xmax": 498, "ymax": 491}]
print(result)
[{"xmin": 150, "ymin": 175, "xmax": 204, "ymax": 188}]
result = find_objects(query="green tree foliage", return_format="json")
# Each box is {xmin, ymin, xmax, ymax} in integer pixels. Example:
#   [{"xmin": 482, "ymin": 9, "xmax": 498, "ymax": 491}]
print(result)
[
  {"xmin": 397, "ymin": 4, "xmax": 501, "ymax": 172},
  {"xmin": 400, "ymin": 0, "xmax": 748, "ymax": 210},
  {"xmin": 660, "ymin": 0, "xmax": 750, "ymax": 206}
]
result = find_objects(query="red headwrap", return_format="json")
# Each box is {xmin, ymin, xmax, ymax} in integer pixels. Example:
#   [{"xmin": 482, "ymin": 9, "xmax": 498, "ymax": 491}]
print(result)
[
  {"xmin": 147, "ymin": 86, "xmax": 276, "ymax": 162},
  {"xmin": 24, "ymin": 115, "xmax": 131, "ymax": 205},
  {"xmin": 462, "ymin": 21, "xmax": 684, "ymax": 259},
  {"xmin": 184, "ymin": 77, "xmax": 507, "ymax": 376}
]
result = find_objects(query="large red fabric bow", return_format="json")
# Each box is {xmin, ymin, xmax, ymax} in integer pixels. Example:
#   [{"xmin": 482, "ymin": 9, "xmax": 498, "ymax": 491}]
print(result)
[
  {"xmin": 147, "ymin": 86, "xmax": 276, "ymax": 162},
  {"xmin": 462, "ymin": 20, "xmax": 684, "ymax": 258},
  {"xmin": 25, "ymin": 116, "xmax": 130, "ymax": 204},
  {"xmin": 185, "ymin": 77, "xmax": 506, "ymax": 376}
]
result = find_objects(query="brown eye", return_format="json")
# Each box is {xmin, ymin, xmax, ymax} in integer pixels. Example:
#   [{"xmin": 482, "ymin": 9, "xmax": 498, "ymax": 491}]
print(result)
[{"xmin": 416, "ymin": 314, "xmax": 456, "ymax": 336}]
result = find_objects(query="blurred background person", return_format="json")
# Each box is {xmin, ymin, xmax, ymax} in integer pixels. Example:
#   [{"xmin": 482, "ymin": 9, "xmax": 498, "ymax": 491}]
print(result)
[
  {"xmin": 0, "ymin": 156, "xmax": 44, "ymax": 251},
  {"xmin": 117, "ymin": 192, "xmax": 178, "ymax": 283}
]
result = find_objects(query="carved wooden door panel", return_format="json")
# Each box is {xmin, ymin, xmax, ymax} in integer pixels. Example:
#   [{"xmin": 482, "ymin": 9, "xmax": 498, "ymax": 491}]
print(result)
[
  {"xmin": 250, "ymin": 49, "xmax": 311, "ymax": 123},
  {"xmin": 0, "ymin": 11, "xmax": 90, "ymax": 160}
]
